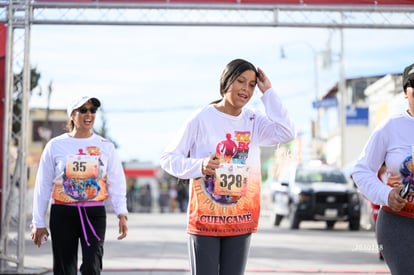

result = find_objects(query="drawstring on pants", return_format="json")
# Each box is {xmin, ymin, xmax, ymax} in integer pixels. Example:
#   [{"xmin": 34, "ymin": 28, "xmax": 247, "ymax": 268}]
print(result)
[
  {"xmin": 56, "ymin": 200, "xmax": 105, "ymax": 246},
  {"xmin": 76, "ymin": 205, "xmax": 101, "ymax": 246}
]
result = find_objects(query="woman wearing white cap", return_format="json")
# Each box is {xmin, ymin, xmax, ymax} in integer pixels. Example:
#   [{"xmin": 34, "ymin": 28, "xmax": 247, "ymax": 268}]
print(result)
[
  {"xmin": 352, "ymin": 63, "xmax": 414, "ymax": 274},
  {"xmin": 31, "ymin": 96, "xmax": 128, "ymax": 275}
]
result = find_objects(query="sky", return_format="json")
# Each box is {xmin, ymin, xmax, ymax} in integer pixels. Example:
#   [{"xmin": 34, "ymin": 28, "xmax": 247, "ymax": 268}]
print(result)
[{"xmin": 27, "ymin": 24, "xmax": 414, "ymax": 165}]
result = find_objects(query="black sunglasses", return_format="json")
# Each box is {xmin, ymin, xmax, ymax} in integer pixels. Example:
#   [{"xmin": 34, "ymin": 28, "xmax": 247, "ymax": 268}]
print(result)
[{"xmin": 77, "ymin": 106, "xmax": 98, "ymax": 114}]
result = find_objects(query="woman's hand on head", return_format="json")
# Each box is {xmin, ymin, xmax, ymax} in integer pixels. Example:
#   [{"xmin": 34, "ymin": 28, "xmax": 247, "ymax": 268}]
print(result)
[
  {"xmin": 257, "ymin": 67, "xmax": 272, "ymax": 93},
  {"xmin": 202, "ymin": 154, "xmax": 220, "ymax": 176}
]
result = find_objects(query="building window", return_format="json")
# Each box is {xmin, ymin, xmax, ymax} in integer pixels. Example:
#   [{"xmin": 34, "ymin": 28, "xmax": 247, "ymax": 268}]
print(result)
[{"xmin": 32, "ymin": 120, "xmax": 66, "ymax": 142}]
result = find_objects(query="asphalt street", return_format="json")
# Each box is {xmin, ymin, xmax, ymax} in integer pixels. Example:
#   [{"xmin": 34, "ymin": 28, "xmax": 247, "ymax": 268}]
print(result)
[{"xmin": 4, "ymin": 212, "xmax": 390, "ymax": 274}]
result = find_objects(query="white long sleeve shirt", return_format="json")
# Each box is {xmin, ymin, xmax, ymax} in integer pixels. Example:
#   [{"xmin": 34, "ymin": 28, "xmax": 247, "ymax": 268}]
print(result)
[
  {"xmin": 160, "ymin": 88, "xmax": 296, "ymax": 236},
  {"xmin": 160, "ymin": 88, "xmax": 296, "ymax": 179},
  {"xmin": 352, "ymin": 111, "xmax": 414, "ymax": 207},
  {"xmin": 32, "ymin": 133, "xmax": 128, "ymax": 228}
]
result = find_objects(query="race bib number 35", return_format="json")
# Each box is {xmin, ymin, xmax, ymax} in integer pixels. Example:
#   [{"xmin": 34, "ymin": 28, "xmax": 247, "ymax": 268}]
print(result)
[
  {"xmin": 214, "ymin": 163, "xmax": 248, "ymax": 196},
  {"xmin": 65, "ymin": 155, "xmax": 99, "ymax": 179}
]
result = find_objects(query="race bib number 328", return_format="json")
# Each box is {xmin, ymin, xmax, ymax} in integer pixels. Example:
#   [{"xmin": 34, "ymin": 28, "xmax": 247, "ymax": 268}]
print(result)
[{"xmin": 214, "ymin": 163, "xmax": 248, "ymax": 196}]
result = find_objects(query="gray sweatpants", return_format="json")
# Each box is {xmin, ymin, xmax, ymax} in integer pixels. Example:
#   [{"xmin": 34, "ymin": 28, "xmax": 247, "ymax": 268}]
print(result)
[
  {"xmin": 188, "ymin": 233, "xmax": 251, "ymax": 275},
  {"xmin": 376, "ymin": 209, "xmax": 414, "ymax": 275}
]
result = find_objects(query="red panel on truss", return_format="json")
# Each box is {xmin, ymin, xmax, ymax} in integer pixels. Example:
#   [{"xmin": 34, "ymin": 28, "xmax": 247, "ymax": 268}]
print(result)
[
  {"xmin": 33, "ymin": 0, "xmax": 414, "ymax": 4},
  {"xmin": 0, "ymin": 25, "xmax": 5, "ymax": 56},
  {"xmin": 0, "ymin": 24, "xmax": 6, "ymax": 231},
  {"xmin": 35, "ymin": 0, "xmax": 93, "ymax": 1},
  {"xmin": 241, "ymin": 0, "xmax": 414, "ymax": 3}
]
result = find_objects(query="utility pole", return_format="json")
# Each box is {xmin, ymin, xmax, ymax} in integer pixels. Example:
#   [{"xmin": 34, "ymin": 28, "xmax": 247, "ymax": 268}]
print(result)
[{"xmin": 339, "ymin": 14, "xmax": 346, "ymax": 168}]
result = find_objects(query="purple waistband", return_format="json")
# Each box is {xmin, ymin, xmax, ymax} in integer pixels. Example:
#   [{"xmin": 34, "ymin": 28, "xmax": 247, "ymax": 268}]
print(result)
[{"xmin": 59, "ymin": 201, "xmax": 105, "ymax": 207}]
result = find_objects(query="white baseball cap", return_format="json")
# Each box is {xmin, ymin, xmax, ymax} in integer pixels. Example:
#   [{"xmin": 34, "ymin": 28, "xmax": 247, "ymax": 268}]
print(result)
[{"xmin": 67, "ymin": 96, "xmax": 101, "ymax": 117}]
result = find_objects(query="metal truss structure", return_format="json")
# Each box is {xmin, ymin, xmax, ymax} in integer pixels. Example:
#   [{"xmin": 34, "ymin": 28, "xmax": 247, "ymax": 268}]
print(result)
[
  {"xmin": 1, "ymin": 1, "xmax": 414, "ymax": 28},
  {"xmin": 0, "ymin": 0, "xmax": 413, "ymax": 272}
]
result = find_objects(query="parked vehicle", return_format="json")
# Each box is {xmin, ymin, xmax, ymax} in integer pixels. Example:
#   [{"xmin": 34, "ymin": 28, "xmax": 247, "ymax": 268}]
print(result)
[{"xmin": 269, "ymin": 163, "xmax": 361, "ymax": 230}]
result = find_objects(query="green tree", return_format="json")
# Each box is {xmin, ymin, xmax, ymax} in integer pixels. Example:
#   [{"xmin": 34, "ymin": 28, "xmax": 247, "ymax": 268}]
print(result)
[
  {"xmin": 12, "ymin": 67, "xmax": 41, "ymax": 145},
  {"xmin": 95, "ymin": 106, "xmax": 118, "ymax": 148}
]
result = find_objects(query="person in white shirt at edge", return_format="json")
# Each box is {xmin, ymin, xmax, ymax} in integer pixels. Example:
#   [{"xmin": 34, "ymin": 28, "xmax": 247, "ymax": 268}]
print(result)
[
  {"xmin": 31, "ymin": 96, "xmax": 128, "ymax": 275},
  {"xmin": 160, "ymin": 58, "xmax": 296, "ymax": 275},
  {"xmin": 352, "ymin": 63, "xmax": 414, "ymax": 275}
]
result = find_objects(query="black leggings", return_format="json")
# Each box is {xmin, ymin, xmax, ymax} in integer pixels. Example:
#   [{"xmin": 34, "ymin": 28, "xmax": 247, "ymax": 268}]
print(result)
[
  {"xmin": 50, "ymin": 204, "xmax": 106, "ymax": 275},
  {"xmin": 376, "ymin": 209, "xmax": 414, "ymax": 275},
  {"xmin": 188, "ymin": 233, "xmax": 251, "ymax": 275}
]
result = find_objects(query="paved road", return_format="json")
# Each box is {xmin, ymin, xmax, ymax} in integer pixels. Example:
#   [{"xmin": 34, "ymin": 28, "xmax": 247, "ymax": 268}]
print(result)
[{"xmin": 5, "ymin": 212, "xmax": 390, "ymax": 274}]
